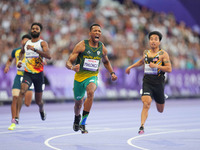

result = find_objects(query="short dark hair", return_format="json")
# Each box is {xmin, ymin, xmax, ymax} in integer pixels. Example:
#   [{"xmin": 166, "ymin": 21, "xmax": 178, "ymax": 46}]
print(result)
[
  {"xmin": 31, "ymin": 22, "xmax": 43, "ymax": 31},
  {"xmin": 21, "ymin": 34, "xmax": 31, "ymax": 40},
  {"xmin": 90, "ymin": 23, "xmax": 101, "ymax": 31},
  {"xmin": 148, "ymin": 31, "xmax": 162, "ymax": 41}
]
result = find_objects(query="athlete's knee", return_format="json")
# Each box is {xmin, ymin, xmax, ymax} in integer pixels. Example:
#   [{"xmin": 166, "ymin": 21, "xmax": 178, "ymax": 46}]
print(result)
[
  {"xmin": 87, "ymin": 90, "xmax": 94, "ymax": 99},
  {"xmin": 141, "ymin": 96, "xmax": 152, "ymax": 109},
  {"xmin": 75, "ymin": 100, "xmax": 82, "ymax": 109},
  {"xmin": 35, "ymin": 100, "xmax": 43, "ymax": 106},
  {"xmin": 156, "ymin": 103, "xmax": 164, "ymax": 113},
  {"xmin": 75, "ymin": 103, "xmax": 82, "ymax": 109},
  {"xmin": 24, "ymin": 101, "xmax": 31, "ymax": 107},
  {"xmin": 20, "ymin": 89, "xmax": 27, "ymax": 96},
  {"xmin": 143, "ymin": 101, "xmax": 151, "ymax": 109},
  {"xmin": 24, "ymin": 103, "xmax": 30, "ymax": 107},
  {"xmin": 13, "ymin": 96, "xmax": 18, "ymax": 102}
]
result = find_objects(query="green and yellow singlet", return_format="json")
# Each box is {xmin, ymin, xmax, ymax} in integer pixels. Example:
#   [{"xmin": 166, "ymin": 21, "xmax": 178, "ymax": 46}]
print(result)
[
  {"xmin": 74, "ymin": 40, "xmax": 103, "ymax": 82},
  {"xmin": 11, "ymin": 47, "xmax": 26, "ymax": 76}
]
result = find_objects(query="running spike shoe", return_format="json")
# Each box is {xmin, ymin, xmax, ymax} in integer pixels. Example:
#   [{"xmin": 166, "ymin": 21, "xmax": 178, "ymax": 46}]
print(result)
[
  {"xmin": 80, "ymin": 125, "xmax": 88, "ymax": 134},
  {"xmin": 138, "ymin": 126, "xmax": 144, "ymax": 134},
  {"xmin": 8, "ymin": 123, "xmax": 16, "ymax": 130},
  {"xmin": 73, "ymin": 115, "xmax": 81, "ymax": 132},
  {"xmin": 40, "ymin": 111, "xmax": 46, "ymax": 121}
]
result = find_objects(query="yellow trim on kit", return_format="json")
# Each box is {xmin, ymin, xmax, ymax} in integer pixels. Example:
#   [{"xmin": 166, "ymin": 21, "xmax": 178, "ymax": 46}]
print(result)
[
  {"xmin": 86, "ymin": 44, "xmax": 102, "ymax": 53},
  {"xmin": 156, "ymin": 60, "xmax": 161, "ymax": 65}
]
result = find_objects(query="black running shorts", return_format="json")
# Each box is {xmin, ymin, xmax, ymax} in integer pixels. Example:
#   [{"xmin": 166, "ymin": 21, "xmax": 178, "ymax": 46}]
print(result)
[
  {"xmin": 22, "ymin": 71, "xmax": 44, "ymax": 92},
  {"xmin": 142, "ymin": 81, "xmax": 165, "ymax": 104}
]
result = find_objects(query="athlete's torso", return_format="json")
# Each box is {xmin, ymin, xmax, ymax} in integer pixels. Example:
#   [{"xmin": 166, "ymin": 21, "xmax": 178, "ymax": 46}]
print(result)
[
  {"xmin": 74, "ymin": 40, "xmax": 103, "ymax": 82},
  {"xmin": 143, "ymin": 49, "xmax": 165, "ymax": 84},
  {"xmin": 24, "ymin": 39, "xmax": 44, "ymax": 74},
  {"xmin": 12, "ymin": 47, "xmax": 26, "ymax": 76}
]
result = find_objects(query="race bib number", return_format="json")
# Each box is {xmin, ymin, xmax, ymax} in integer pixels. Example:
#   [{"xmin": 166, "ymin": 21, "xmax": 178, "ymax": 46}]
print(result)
[
  {"xmin": 83, "ymin": 58, "xmax": 99, "ymax": 71},
  {"xmin": 144, "ymin": 64, "xmax": 158, "ymax": 75},
  {"xmin": 26, "ymin": 50, "xmax": 39, "ymax": 58}
]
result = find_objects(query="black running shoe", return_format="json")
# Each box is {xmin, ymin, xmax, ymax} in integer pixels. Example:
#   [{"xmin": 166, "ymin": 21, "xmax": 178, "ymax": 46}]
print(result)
[
  {"xmin": 40, "ymin": 111, "xmax": 46, "ymax": 121},
  {"xmin": 14, "ymin": 118, "xmax": 19, "ymax": 124},
  {"xmin": 80, "ymin": 125, "xmax": 88, "ymax": 134},
  {"xmin": 73, "ymin": 123, "xmax": 80, "ymax": 132},
  {"xmin": 73, "ymin": 115, "xmax": 81, "ymax": 132},
  {"xmin": 138, "ymin": 126, "xmax": 144, "ymax": 134}
]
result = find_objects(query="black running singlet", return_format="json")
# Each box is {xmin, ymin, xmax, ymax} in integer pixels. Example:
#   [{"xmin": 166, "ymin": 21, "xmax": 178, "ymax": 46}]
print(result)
[{"xmin": 143, "ymin": 49, "xmax": 165, "ymax": 84}]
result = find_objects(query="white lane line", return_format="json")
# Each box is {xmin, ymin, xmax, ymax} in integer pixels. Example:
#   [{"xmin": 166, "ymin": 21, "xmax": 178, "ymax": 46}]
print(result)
[
  {"xmin": 44, "ymin": 128, "xmax": 133, "ymax": 150},
  {"xmin": 127, "ymin": 128, "xmax": 200, "ymax": 150},
  {"xmin": 1, "ymin": 121, "xmax": 200, "ymax": 135},
  {"xmin": 44, "ymin": 132, "xmax": 80, "ymax": 150},
  {"xmin": 0, "ymin": 126, "xmax": 72, "ymax": 135}
]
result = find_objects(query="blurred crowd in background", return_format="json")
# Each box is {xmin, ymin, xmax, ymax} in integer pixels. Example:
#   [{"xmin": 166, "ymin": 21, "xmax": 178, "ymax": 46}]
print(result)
[{"xmin": 1, "ymin": 0, "xmax": 200, "ymax": 69}]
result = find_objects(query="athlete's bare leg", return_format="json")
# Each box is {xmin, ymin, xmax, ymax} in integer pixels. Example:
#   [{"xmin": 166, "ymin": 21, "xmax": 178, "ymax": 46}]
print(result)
[
  {"xmin": 8, "ymin": 95, "xmax": 19, "ymax": 130},
  {"xmin": 84, "ymin": 82, "xmax": 97, "ymax": 112},
  {"xmin": 24, "ymin": 91, "xmax": 33, "ymax": 107},
  {"xmin": 35, "ymin": 92, "xmax": 47, "ymax": 120},
  {"xmin": 156, "ymin": 103, "xmax": 165, "ymax": 113},
  {"xmin": 74, "ymin": 98, "xmax": 83, "ymax": 116},
  {"xmin": 11, "ymin": 96, "xmax": 18, "ymax": 119},
  {"xmin": 16, "ymin": 83, "xmax": 29, "ymax": 118},
  {"xmin": 141, "ymin": 95, "xmax": 152, "ymax": 126},
  {"xmin": 73, "ymin": 97, "xmax": 84, "ymax": 132},
  {"xmin": 76, "ymin": 82, "xmax": 97, "ymax": 133},
  {"xmin": 35, "ymin": 92, "xmax": 44, "ymax": 112}
]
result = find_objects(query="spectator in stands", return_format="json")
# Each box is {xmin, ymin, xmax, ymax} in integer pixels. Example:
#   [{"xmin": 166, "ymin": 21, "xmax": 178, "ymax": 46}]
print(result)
[{"xmin": 0, "ymin": 0, "xmax": 199, "ymax": 69}]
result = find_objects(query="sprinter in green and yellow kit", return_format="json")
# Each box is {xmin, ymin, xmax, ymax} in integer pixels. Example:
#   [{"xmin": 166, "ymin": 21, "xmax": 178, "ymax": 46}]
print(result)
[
  {"xmin": 66, "ymin": 24, "xmax": 117, "ymax": 134},
  {"xmin": 4, "ymin": 34, "xmax": 33, "ymax": 130}
]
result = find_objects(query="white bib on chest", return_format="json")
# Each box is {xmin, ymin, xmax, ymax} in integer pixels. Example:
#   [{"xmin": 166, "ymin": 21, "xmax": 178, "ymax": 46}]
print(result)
[
  {"xmin": 83, "ymin": 58, "xmax": 99, "ymax": 71},
  {"xmin": 144, "ymin": 64, "xmax": 158, "ymax": 75}
]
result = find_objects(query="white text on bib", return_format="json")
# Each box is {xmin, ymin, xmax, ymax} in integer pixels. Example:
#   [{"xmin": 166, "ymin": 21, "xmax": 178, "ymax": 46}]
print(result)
[{"xmin": 26, "ymin": 50, "xmax": 39, "ymax": 58}]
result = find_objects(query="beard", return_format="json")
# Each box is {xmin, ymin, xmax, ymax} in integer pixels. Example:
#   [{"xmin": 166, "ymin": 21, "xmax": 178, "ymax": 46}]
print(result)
[{"xmin": 31, "ymin": 31, "xmax": 40, "ymax": 38}]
